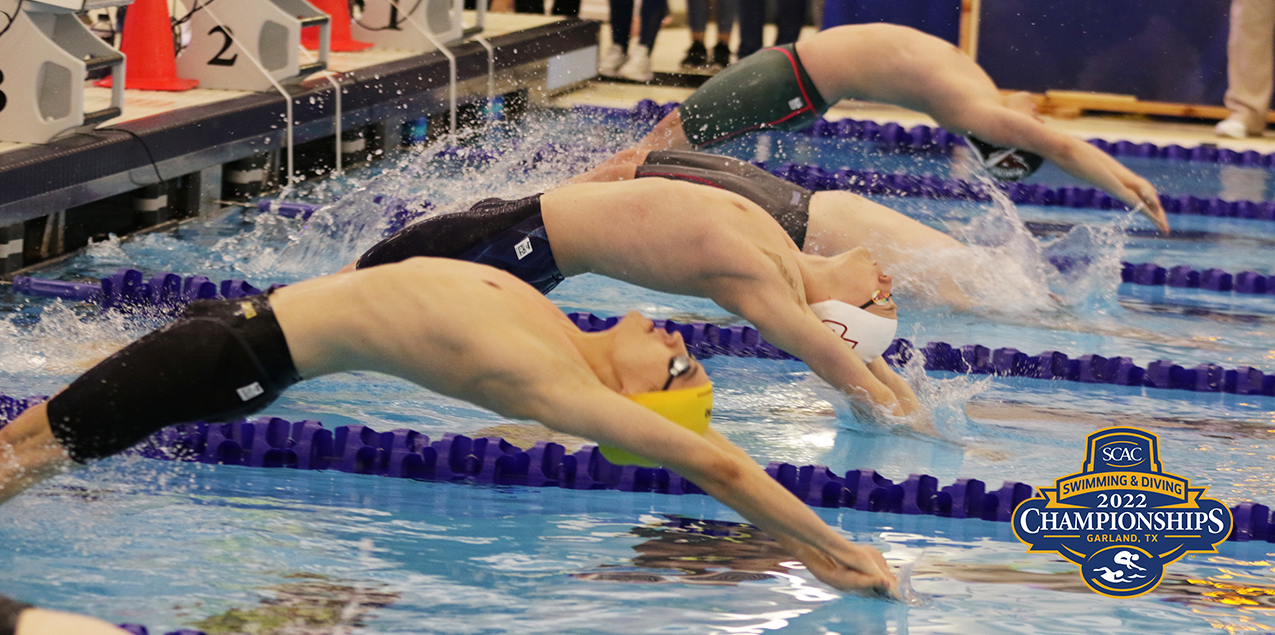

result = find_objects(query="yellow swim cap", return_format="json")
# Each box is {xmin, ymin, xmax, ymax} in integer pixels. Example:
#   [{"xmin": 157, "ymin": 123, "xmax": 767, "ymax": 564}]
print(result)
[{"xmin": 599, "ymin": 382, "xmax": 714, "ymax": 467}]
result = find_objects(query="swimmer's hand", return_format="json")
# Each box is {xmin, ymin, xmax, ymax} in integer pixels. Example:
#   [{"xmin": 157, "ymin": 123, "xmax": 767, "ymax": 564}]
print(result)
[
  {"xmin": 1131, "ymin": 194, "xmax": 1169, "ymax": 236},
  {"xmin": 1107, "ymin": 163, "xmax": 1168, "ymax": 235},
  {"xmin": 779, "ymin": 537, "xmax": 899, "ymax": 597}
]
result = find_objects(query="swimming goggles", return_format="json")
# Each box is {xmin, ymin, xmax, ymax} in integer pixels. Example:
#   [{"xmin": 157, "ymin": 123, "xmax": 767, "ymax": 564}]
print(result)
[
  {"xmin": 664, "ymin": 354, "xmax": 694, "ymax": 391},
  {"xmin": 859, "ymin": 289, "xmax": 892, "ymax": 310}
]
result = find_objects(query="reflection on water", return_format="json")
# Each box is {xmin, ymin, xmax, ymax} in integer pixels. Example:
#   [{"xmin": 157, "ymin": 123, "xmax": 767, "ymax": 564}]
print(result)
[
  {"xmin": 572, "ymin": 515, "xmax": 795, "ymax": 586},
  {"xmin": 925, "ymin": 559, "xmax": 1275, "ymax": 613},
  {"xmin": 186, "ymin": 574, "xmax": 399, "ymax": 635}
]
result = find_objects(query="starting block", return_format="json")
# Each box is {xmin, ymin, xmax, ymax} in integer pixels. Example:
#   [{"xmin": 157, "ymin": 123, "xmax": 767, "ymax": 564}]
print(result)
[
  {"xmin": 0, "ymin": 0, "xmax": 129, "ymax": 144},
  {"xmin": 175, "ymin": 0, "xmax": 331, "ymax": 91},
  {"xmin": 350, "ymin": 0, "xmax": 464, "ymax": 52}
]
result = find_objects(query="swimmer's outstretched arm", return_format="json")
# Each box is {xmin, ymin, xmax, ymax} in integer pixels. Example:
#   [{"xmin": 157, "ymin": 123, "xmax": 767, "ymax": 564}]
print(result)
[
  {"xmin": 529, "ymin": 384, "xmax": 898, "ymax": 595},
  {"xmin": 729, "ymin": 287, "xmax": 927, "ymax": 425},
  {"xmin": 943, "ymin": 104, "xmax": 1169, "ymax": 235}
]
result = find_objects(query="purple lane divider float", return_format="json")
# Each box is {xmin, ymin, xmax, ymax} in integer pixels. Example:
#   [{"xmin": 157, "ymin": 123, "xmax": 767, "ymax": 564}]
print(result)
[
  {"xmin": 117, "ymin": 626, "xmax": 209, "ymax": 635},
  {"xmin": 778, "ymin": 161, "xmax": 1275, "ymax": 223},
  {"xmin": 12, "ymin": 268, "xmax": 268, "ymax": 312},
  {"xmin": 598, "ymin": 99, "xmax": 1275, "ymax": 169},
  {"xmin": 584, "ymin": 101, "xmax": 1275, "ymax": 223},
  {"xmin": 6, "ymin": 399, "xmax": 1271, "ymax": 542},
  {"xmin": 1120, "ymin": 262, "xmax": 1274, "ymax": 296}
]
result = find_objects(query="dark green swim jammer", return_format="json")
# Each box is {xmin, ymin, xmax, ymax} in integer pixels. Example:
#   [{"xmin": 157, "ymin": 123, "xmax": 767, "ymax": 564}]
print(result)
[{"xmin": 678, "ymin": 44, "xmax": 830, "ymax": 148}]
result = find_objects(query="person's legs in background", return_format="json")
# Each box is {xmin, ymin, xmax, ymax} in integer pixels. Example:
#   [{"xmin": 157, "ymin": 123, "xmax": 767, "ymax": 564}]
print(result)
[
  {"xmin": 1217, "ymin": 0, "xmax": 1275, "ymax": 138},
  {"xmin": 683, "ymin": 0, "xmax": 711, "ymax": 68},
  {"xmin": 601, "ymin": 0, "xmax": 635, "ymax": 75},
  {"xmin": 713, "ymin": 0, "xmax": 736, "ymax": 67},
  {"xmin": 618, "ymin": 0, "xmax": 668, "ymax": 81},
  {"xmin": 551, "ymin": 0, "xmax": 580, "ymax": 16},
  {"xmin": 736, "ymin": 0, "xmax": 764, "ymax": 60},
  {"xmin": 772, "ymin": 0, "xmax": 805, "ymax": 46}
]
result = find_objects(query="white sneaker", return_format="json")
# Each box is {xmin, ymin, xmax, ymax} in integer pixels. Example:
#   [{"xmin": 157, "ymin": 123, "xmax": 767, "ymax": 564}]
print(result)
[
  {"xmin": 1215, "ymin": 116, "xmax": 1252, "ymax": 139},
  {"xmin": 618, "ymin": 44, "xmax": 653, "ymax": 82},
  {"xmin": 599, "ymin": 45, "xmax": 628, "ymax": 77}
]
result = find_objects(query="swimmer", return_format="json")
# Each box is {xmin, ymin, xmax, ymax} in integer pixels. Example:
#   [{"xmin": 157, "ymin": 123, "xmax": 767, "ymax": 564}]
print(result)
[
  {"xmin": 611, "ymin": 23, "xmax": 1170, "ymax": 236},
  {"xmin": 350, "ymin": 178, "xmax": 929, "ymax": 430},
  {"xmin": 0, "ymin": 594, "xmax": 130, "ymax": 635},
  {"xmin": 577, "ymin": 148, "xmax": 1016, "ymax": 311},
  {"xmin": 0, "ymin": 258, "xmax": 896, "ymax": 596}
]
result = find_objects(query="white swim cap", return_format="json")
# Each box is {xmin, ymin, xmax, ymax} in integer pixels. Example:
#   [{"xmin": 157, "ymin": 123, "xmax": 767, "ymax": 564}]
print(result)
[
  {"xmin": 809, "ymin": 300, "xmax": 898, "ymax": 363},
  {"xmin": 966, "ymin": 136, "xmax": 1044, "ymax": 182}
]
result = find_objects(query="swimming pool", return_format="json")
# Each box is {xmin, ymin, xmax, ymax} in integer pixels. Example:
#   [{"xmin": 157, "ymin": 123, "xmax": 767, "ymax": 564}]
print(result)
[{"xmin": 1, "ymin": 106, "xmax": 1273, "ymax": 634}]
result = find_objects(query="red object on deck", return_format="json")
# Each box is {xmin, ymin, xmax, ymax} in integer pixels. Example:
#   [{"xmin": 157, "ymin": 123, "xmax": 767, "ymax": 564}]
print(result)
[
  {"xmin": 97, "ymin": 0, "xmax": 199, "ymax": 91},
  {"xmin": 303, "ymin": 0, "xmax": 374, "ymax": 52}
]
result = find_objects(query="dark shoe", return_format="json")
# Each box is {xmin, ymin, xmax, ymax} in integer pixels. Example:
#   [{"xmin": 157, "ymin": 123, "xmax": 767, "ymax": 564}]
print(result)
[
  {"xmin": 710, "ymin": 42, "xmax": 731, "ymax": 68},
  {"xmin": 681, "ymin": 41, "xmax": 708, "ymax": 68}
]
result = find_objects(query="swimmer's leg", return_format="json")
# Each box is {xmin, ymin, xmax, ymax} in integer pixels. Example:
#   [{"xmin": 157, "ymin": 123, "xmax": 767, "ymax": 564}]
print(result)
[
  {"xmin": 806, "ymin": 191, "xmax": 988, "ymax": 310},
  {"xmin": 570, "ymin": 148, "xmax": 649, "ymax": 184},
  {"xmin": 640, "ymin": 109, "xmax": 693, "ymax": 152},
  {"xmin": 584, "ymin": 115, "xmax": 691, "ymax": 179},
  {"xmin": 0, "ymin": 402, "xmax": 75, "ymax": 506},
  {"xmin": 1, "ymin": 297, "xmax": 301, "ymax": 498},
  {"xmin": 805, "ymin": 191, "xmax": 964, "ymax": 257},
  {"xmin": 17, "ymin": 606, "xmax": 133, "ymax": 635}
]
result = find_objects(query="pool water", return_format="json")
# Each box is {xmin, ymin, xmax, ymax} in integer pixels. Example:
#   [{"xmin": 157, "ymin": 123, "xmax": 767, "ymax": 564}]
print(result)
[{"xmin": 1, "ymin": 107, "xmax": 1273, "ymax": 634}]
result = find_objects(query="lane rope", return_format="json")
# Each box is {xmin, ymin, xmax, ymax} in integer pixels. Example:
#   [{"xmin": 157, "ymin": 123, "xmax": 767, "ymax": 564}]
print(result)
[{"xmin": 0, "ymin": 399, "xmax": 1270, "ymax": 543}]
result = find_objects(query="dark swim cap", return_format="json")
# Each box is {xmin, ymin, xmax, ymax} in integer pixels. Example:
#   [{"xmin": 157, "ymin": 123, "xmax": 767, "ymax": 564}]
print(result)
[{"xmin": 965, "ymin": 136, "xmax": 1045, "ymax": 181}]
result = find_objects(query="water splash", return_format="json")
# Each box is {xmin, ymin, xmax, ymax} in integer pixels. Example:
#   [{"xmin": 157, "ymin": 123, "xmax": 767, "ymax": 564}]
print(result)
[
  {"xmin": 83, "ymin": 233, "xmax": 131, "ymax": 267},
  {"xmin": 0, "ymin": 302, "xmax": 143, "ymax": 380},
  {"xmin": 809, "ymin": 348, "xmax": 992, "ymax": 443},
  {"xmin": 892, "ymin": 164, "xmax": 1135, "ymax": 322},
  {"xmin": 211, "ymin": 111, "xmax": 630, "ymax": 280}
]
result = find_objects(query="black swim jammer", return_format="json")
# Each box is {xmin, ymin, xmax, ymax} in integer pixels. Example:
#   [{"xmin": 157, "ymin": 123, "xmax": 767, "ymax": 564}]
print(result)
[
  {"xmin": 636, "ymin": 150, "xmax": 813, "ymax": 248},
  {"xmin": 47, "ymin": 293, "xmax": 301, "ymax": 462},
  {"xmin": 0, "ymin": 595, "xmax": 30, "ymax": 635},
  {"xmin": 356, "ymin": 194, "xmax": 565, "ymax": 294}
]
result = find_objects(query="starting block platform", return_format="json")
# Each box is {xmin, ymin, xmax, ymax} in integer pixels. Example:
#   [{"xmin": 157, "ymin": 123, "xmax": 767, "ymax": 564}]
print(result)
[{"xmin": 0, "ymin": 11, "xmax": 598, "ymax": 273}]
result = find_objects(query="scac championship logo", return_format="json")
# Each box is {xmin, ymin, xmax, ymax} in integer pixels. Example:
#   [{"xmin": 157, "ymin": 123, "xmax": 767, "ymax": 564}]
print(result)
[{"xmin": 1012, "ymin": 427, "xmax": 1232, "ymax": 598}]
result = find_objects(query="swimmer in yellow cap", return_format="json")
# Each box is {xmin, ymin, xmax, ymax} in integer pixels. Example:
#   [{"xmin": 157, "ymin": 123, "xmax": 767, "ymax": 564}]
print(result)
[
  {"xmin": 0, "ymin": 258, "xmax": 897, "ymax": 597},
  {"xmin": 600, "ymin": 356, "xmax": 715, "ymax": 466}
]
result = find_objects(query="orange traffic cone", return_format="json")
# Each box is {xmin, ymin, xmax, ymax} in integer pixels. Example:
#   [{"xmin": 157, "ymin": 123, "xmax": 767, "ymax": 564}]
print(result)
[
  {"xmin": 303, "ymin": 0, "xmax": 373, "ymax": 52},
  {"xmin": 98, "ymin": 0, "xmax": 198, "ymax": 90}
]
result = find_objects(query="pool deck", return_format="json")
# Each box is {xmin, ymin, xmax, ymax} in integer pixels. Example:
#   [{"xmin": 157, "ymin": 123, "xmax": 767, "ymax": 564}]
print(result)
[{"xmin": 0, "ymin": 12, "xmax": 599, "ymax": 231}]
